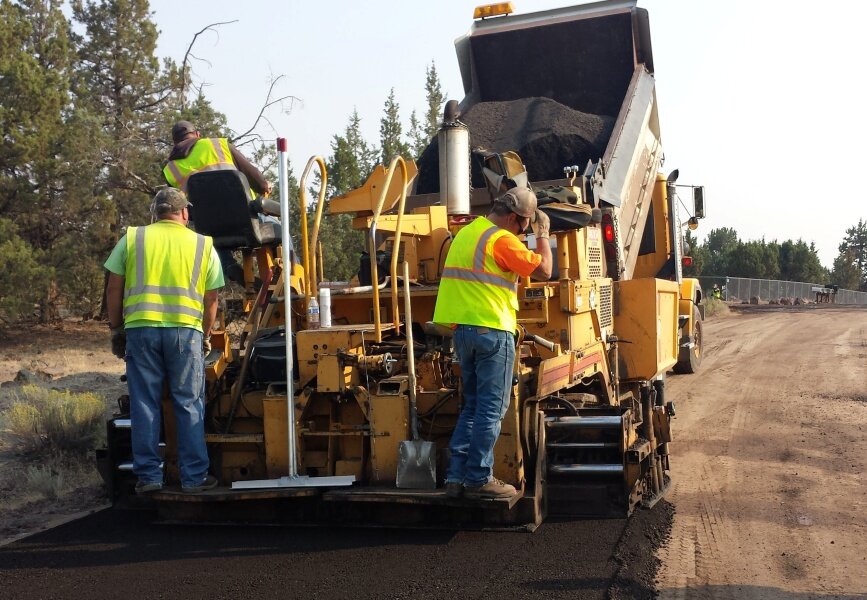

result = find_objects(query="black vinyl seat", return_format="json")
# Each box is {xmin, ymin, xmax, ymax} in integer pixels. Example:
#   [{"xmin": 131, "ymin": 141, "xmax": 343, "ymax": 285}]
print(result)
[{"xmin": 186, "ymin": 170, "xmax": 279, "ymax": 249}]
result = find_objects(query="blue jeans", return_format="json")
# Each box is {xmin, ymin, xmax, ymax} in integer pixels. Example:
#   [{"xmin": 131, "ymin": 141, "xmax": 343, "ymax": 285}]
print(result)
[
  {"xmin": 446, "ymin": 325, "xmax": 516, "ymax": 487},
  {"xmin": 125, "ymin": 327, "xmax": 209, "ymax": 488}
]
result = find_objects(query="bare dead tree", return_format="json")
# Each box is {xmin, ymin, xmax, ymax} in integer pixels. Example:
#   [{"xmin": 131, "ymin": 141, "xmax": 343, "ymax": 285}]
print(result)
[
  {"xmin": 231, "ymin": 74, "xmax": 300, "ymax": 144},
  {"xmin": 180, "ymin": 20, "xmax": 239, "ymax": 110}
]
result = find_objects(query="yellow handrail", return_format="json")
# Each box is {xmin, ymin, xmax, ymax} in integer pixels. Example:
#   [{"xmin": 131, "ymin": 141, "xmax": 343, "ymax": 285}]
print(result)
[
  {"xmin": 299, "ymin": 156, "xmax": 328, "ymax": 309},
  {"xmin": 369, "ymin": 156, "xmax": 409, "ymax": 342}
]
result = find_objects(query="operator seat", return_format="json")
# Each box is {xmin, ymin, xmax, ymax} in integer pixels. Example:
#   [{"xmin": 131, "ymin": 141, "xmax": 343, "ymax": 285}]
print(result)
[{"xmin": 186, "ymin": 170, "xmax": 280, "ymax": 250}]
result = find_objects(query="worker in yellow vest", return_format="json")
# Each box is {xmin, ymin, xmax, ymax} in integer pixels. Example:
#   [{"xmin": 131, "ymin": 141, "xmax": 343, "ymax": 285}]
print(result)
[
  {"xmin": 163, "ymin": 121, "xmax": 273, "ymax": 283},
  {"xmin": 433, "ymin": 187, "xmax": 552, "ymax": 499},
  {"xmin": 104, "ymin": 188, "xmax": 225, "ymax": 494},
  {"xmin": 163, "ymin": 121, "xmax": 272, "ymax": 197}
]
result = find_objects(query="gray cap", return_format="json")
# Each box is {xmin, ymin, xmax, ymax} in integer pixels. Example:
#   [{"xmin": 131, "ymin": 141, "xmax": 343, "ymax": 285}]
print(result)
[
  {"xmin": 151, "ymin": 188, "xmax": 191, "ymax": 215},
  {"xmin": 497, "ymin": 187, "xmax": 537, "ymax": 222},
  {"xmin": 171, "ymin": 120, "xmax": 197, "ymax": 143}
]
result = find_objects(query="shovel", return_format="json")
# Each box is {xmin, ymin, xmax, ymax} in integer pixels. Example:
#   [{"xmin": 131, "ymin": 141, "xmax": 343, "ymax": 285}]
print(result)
[{"xmin": 396, "ymin": 261, "xmax": 436, "ymax": 489}]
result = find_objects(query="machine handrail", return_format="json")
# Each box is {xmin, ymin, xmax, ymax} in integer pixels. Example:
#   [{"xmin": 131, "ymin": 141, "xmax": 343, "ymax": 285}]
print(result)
[
  {"xmin": 369, "ymin": 156, "xmax": 409, "ymax": 342},
  {"xmin": 299, "ymin": 156, "xmax": 328, "ymax": 311}
]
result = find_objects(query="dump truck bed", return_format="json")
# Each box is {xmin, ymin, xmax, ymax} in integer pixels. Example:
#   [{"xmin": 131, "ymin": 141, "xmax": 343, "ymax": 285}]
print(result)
[{"xmin": 415, "ymin": 0, "xmax": 662, "ymax": 279}]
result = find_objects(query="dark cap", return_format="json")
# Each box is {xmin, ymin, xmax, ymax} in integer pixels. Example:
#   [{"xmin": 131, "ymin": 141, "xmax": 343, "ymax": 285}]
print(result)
[
  {"xmin": 497, "ymin": 187, "xmax": 537, "ymax": 222},
  {"xmin": 171, "ymin": 120, "xmax": 197, "ymax": 143},
  {"xmin": 151, "ymin": 188, "xmax": 191, "ymax": 215}
]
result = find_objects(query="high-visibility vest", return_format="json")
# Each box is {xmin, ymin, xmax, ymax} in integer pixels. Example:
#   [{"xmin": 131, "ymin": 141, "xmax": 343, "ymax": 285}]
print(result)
[
  {"xmin": 122, "ymin": 221, "xmax": 213, "ymax": 331},
  {"xmin": 163, "ymin": 138, "xmax": 250, "ymax": 197},
  {"xmin": 433, "ymin": 217, "xmax": 519, "ymax": 333}
]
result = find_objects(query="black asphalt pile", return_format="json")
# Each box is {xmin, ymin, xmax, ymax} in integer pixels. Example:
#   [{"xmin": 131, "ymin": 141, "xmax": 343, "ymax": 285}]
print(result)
[{"xmin": 415, "ymin": 97, "xmax": 615, "ymax": 194}]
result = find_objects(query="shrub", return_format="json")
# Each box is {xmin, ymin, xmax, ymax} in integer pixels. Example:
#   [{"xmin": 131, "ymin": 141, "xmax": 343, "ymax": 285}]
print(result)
[
  {"xmin": 1, "ymin": 385, "xmax": 106, "ymax": 454},
  {"xmin": 704, "ymin": 297, "xmax": 729, "ymax": 318},
  {"xmin": 25, "ymin": 464, "xmax": 65, "ymax": 500},
  {"xmin": 0, "ymin": 217, "xmax": 51, "ymax": 322}
]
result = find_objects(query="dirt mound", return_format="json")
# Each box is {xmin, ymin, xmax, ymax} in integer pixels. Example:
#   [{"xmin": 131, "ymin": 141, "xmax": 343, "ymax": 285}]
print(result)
[{"xmin": 415, "ymin": 97, "xmax": 614, "ymax": 194}]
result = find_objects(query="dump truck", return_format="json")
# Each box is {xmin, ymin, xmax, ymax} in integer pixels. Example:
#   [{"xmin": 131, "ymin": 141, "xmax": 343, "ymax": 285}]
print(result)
[{"xmin": 97, "ymin": 0, "xmax": 705, "ymax": 529}]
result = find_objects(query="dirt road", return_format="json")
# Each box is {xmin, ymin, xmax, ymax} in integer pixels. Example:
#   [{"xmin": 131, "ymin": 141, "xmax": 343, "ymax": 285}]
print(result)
[{"xmin": 657, "ymin": 305, "xmax": 867, "ymax": 599}]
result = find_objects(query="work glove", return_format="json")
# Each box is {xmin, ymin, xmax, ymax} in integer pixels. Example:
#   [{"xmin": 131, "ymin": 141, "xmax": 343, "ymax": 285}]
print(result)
[
  {"xmin": 203, "ymin": 335, "xmax": 212, "ymax": 356},
  {"xmin": 110, "ymin": 327, "xmax": 126, "ymax": 359},
  {"xmin": 532, "ymin": 209, "xmax": 550, "ymax": 240}
]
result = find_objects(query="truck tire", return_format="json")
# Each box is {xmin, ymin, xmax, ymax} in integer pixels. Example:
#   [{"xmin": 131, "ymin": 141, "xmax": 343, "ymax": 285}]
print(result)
[{"xmin": 673, "ymin": 306, "xmax": 702, "ymax": 374}]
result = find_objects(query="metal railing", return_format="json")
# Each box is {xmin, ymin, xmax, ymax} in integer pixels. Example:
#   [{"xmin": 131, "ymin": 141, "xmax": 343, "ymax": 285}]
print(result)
[{"xmin": 697, "ymin": 276, "xmax": 867, "ymax": 305}]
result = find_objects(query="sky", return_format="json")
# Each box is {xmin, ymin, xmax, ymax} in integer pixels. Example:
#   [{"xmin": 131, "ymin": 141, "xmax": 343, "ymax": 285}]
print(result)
[{"xmin": 146, "ymin": 0, "xmax": 867, "ymax": 268}]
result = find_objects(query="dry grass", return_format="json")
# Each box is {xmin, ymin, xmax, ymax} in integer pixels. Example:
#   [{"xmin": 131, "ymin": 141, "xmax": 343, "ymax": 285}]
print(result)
[
  {"xmin": 1, "ymin": 385, "xmax": 105, "ymax": 454},
  {"xmin": 704, "ymin": 297, "xmax": 730, "ymax": 319},
  {"xmin": 25, "ymin": 464, "xmax": 65, "ymax": 500}
]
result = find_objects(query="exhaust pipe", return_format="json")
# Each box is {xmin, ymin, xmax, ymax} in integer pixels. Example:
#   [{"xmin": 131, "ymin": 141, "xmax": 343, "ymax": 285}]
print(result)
[{"xmin": 438, "ymin": 100, "xmax": 470, "ymax": 215}]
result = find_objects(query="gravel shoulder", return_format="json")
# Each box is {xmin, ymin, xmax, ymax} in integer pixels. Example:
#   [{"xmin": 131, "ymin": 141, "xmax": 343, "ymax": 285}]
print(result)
[{"xmin": 0, "ymin": 321, "xmax": 125, "ymax": 545}]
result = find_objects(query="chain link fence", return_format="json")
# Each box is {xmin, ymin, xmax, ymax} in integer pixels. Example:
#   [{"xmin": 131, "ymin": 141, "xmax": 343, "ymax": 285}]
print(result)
[{"xmin": 697, "ymin": 276, "xmax": 867, "ymax": 305}]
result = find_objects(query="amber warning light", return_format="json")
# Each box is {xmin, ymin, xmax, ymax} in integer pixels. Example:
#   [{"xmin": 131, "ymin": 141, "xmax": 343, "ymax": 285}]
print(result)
[{"xmin": 474, "ymin": 2, "xmax": 514, "ymax": 19}]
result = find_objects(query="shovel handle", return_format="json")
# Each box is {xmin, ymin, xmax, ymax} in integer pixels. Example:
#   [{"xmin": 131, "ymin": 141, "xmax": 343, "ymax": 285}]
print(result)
[{"xmin": 402, "ymin": 262, "xmax": 419, "ymax": 441}]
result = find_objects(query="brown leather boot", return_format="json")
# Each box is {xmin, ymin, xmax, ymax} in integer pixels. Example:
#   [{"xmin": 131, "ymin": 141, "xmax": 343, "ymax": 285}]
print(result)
[{"xmin": 464, "ymin": 478, "xmax": 516, "ymax": 499}]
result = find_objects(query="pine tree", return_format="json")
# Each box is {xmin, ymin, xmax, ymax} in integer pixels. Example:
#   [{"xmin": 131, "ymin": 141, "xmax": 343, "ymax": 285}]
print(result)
[
  {"xmin": 423, "ymin": 62, "xmax": 445, "ymax": 140},
  {"xmin": 831, "ymin": 248, "xmax": 863, "ymax": 290},
  {"xmin": 329, "ymin": 109, "xmax": 377, "ymax": 196},
  {"xmin": 778, "ymin": 239, "xmax": 827, "ymax": 283},
  {"xmin": 379, "ymin": 88, "xmax": 410, "ymax": 165},
  {"xmin": 0, "ymin": 0, "xmax": 115, "ymax": 320},
  {"xmin": 701, "ymin": 227, "xmax": 739, "ymax": 275},
  {"xmin": 72, "ymin": 0, "xmax": 172, "ymax": 228},
  {"xmin": 831, "ymin": 219, "xmax": 867, "ymax": 290},
  {"xmin": 407, "ymin": 109, "xmax": 427, "ymax": 159},
  {"xmin": 322, "ymin": 110, "xmax": 378, "ymax": 281}
]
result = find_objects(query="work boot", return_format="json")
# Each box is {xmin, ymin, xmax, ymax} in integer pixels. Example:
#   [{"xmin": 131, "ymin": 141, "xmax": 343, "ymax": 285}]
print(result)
[
  {"xmin": 464, "ymin": 478, "xmax": 517, "ymax": 499},
  {"xmin": 135, "ymin": 480, "xmax": 163, "ymax": 494},
  {"xmin": 182, "ymin": 474, "xmax": 219, "ymax": 494},
  {"xmin": 445, "ymin": 481, "xmax": 464, "ymax": 499}
]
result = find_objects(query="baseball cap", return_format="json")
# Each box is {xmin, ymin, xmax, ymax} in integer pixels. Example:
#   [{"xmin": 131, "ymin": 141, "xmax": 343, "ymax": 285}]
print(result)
[
  {"xmin": 151, "ymin": 188, "xmax": 191, "ymax": 215},
  {"xmin": 171, "ymin": 120, "xmax": 197, "ymax": 143},
  {"xmin": 497, "ymin": 187, "xmax": 537, "ymax": 222}
]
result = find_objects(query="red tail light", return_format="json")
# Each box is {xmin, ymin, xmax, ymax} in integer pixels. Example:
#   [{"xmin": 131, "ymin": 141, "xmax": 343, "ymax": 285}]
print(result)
[
  {"xmin": 603, "ymin": 223, "xmax": 614, "ymax": 243},
  {"xmin": 682, "ymin": 256, "xmax": 693, "ymax": 267}
]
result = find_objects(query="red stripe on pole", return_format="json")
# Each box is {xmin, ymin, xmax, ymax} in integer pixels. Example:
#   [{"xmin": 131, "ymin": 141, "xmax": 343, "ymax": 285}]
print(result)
[{"xmin": 277, "ymin": 137, "xmax": 287, "ymax": 152}]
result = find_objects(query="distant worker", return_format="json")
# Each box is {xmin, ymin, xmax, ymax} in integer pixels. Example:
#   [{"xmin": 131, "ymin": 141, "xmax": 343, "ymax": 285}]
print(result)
[
  {"xmin": 104, "ymin": 188, "xmax": 224, "ymax": 494},
  {"xmin": 433, "ymin": 188, "xmax": 552, "ymax": 499},
  {"xmin": 712, "ymin": 284, "xmax": 722, "ymax": 300},
  {"xmin": 163, "ymin": 121, "xmax": 273, "ymax": 283}
]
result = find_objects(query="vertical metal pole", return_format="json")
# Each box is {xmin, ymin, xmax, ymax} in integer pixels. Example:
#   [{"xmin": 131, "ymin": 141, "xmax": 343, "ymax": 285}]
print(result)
[
  {"xmin": 277, "ymin": 138, "xmax": 298, "ymax": 478},
  {"xmin": 402, "ymin": 262, "xmax": 418, "ymax": 440}
]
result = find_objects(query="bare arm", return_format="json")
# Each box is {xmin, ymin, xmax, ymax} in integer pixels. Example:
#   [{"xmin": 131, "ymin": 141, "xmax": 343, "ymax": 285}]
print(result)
[
  {"xmin": 530, "ymin": 238, "xmax": 553, "ymax": 281},
  {"xmin": 202, "ymin": 289, "xmax": 220, "ymax": 337},
  {"xmin": 106, "ymin": 273, "xmax": 125, "ymax": 329}
]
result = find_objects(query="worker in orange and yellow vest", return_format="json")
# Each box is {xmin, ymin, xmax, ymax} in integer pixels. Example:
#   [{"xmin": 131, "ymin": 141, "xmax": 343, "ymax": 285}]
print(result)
[{"xmin": 433, "ymin": 187, "xmax": 552, "ymax": 500}]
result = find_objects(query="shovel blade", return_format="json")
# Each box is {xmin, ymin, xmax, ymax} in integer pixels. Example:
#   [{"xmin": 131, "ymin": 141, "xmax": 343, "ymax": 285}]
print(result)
[{"xmin": 396, "ymin": 440, "xmax": 437, "ymax": 489}]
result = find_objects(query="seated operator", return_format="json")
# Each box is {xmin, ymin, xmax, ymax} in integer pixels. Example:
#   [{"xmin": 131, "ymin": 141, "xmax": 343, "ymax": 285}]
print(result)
[{"xmin": 163, "ymin": 120, "xmax": 274, "ymax": 284}]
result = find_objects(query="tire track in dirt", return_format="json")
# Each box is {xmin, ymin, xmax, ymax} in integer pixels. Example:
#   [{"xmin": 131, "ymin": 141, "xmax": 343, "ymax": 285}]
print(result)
[{"xmin": 657, "ymin": 306, "xmax": 867, "ymax": 599}]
